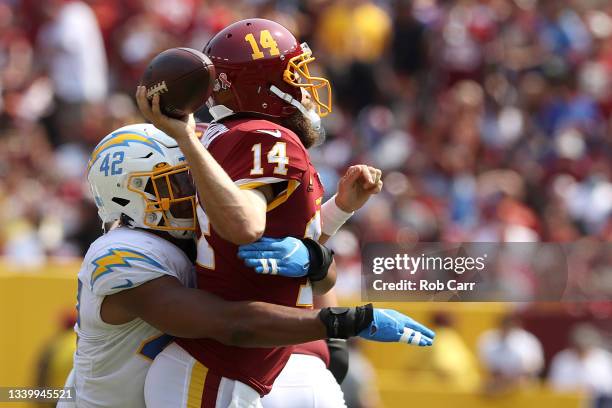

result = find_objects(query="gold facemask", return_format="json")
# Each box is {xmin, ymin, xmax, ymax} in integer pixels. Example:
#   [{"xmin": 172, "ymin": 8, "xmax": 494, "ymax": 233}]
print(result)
[
  {"xmin": 283, "ymin": 43, "xmax": 332, "ymax": 117},
  {"xmin": 127, "ymin": 163, "xmax": 196, "ymax": 232}
]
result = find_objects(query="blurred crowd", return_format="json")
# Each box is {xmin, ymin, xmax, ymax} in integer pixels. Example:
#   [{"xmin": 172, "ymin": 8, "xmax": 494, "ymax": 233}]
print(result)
[
  {"xmin": 425, "ymin": 311, "xmax": 612, "ymax": 407},
  {"xmin": 2, "ymin": 0, "xmax": 612, "ymax": 405},
  {"xmin": 2, "ymin": 0, "xmax": 612, "ymax": 262},
  {"xmin": 336, "ymin": 306, "xmax": 612, "ymax": 407},
  {"xmin": 0, "ymin": 0, "xmax": 610, "ymax": 256}
]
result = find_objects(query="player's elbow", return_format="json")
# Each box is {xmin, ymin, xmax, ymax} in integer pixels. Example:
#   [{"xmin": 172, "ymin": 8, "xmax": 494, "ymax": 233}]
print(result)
[
  {"xmin": 227, "ymin": 328, "xmax": 256, "ymax": 347},
  {"xmin": 215, "ymin": 321, "xmax": 262, "ymax": 347},
  {"xmin": 222, "ymin": 220, "xmax": 265, "ymax": 245},
  {"xmin": 214, "ymin": 306, "xmax": 273, "ymax": 347},
  {"xmin": 236, "ymin": 223, "xmax": 265, "ymax": 245}
]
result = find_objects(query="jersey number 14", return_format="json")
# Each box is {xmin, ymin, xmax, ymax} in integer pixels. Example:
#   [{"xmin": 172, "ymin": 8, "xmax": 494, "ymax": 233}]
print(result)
[{"xmin": 251, "ymin": 142, "xmax": 288, "ymax": 176}]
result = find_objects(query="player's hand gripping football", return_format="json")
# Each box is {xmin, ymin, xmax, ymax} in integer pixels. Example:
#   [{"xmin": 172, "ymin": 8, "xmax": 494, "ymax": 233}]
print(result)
[
  {"xmin": 135, "ymin": 85, "xmax": 197, "ymax": 141},
  {"xmin": 335, "ymin": 165, "xmax": 383, "ymax": 212},
  {"xmin": 360, "ymin": 309, "xmax": 435, "ymax": 346},
  {"xmin": 238, "ymin": 237, "xmax": 310, "ymax": 277}
]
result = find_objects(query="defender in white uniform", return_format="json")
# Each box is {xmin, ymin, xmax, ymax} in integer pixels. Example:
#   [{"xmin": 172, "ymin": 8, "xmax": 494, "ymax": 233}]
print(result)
[
  {"xmin": 74, "ymin": 227, "xmax": 195, "ymax": 407},
  {"xmin": 68, "ymin": 123, "xmax": 198, "ymax": 408}
]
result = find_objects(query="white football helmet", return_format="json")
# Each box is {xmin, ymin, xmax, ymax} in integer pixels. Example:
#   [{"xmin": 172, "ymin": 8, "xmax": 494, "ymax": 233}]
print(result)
[{"xmin": 87, "ymin": 123, "xmax": 196, "ymax": 239}]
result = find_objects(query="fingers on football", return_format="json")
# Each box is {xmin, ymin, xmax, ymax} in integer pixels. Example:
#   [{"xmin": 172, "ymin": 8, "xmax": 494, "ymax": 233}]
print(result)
[
  {"xmin": 151, "ymin": 93, "xmax": 170, "ymax": 123},
  {"xmin": 186, "ymin": 113, "xmax": 196, "ymax": 126},
  {"xmin": 135, "ymin": 86, "xmax": 153, "ymax": 120},
  {"xmin": 151, "ymin": 93, "xmax": 161, "ymax": 115}
]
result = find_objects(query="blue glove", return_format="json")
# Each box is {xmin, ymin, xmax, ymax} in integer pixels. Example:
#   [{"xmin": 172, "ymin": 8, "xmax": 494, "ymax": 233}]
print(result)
[
  {"xmin": 237, "ymin": 237, "xmax": 310, "ymax": 277},
  {"xmin": 359, "ymin": 309, "xmax": 435, "ymax": 346}
]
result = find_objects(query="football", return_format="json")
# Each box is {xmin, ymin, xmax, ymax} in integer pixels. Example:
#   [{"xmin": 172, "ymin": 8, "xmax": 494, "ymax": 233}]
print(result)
[{"xmin": 140, "ymin": 47, "xmax": 215, "ymax": 118}]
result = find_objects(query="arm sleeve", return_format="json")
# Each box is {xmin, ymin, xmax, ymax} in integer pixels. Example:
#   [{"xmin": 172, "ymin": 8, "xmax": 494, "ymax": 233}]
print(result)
[
  {"xmin": 327, "ymin": 339, "xmax": 349, "ymax": 384},
  {"xmin": 84, "ymin": 246, "xmax": 177, "ymax": 297}
]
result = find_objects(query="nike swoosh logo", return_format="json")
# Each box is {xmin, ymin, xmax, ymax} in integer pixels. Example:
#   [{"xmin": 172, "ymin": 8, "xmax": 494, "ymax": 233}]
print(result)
[
  {"xmin": 255, "ymin": 129, "xmax": 282, "ymax": 138},
  {"xmin": 111, "ymin": 279, "xmax": 134, "ymax": 289},
  {"xmin": 283, "ymin": 241, "xmax": 302, "ymax": 259}
]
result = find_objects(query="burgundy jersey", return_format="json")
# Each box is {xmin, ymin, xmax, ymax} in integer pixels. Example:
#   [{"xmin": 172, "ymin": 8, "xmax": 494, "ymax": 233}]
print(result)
[{"xmin": 177, "ymin": 118, "xmax": 324, "ymax": 396}]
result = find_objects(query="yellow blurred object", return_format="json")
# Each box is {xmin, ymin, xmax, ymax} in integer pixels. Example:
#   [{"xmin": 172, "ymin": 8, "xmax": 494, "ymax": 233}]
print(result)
[
  {"xmin": 352, "ymin": 2, "xmax": 392, "ymax": 62},
  {"xmin": 376, "ymin": 385, "xmax": 583, "ymax": 408},
  {"xmin": 37, "ymin": 330, "xmax": 76, "ymax": 389},
  {"xmin": 0, "ymin": 260, "xmax": 78, "ymax": 390},
  {"xmin": 316, "ymin": 3, "xmax": 352, "ymax": 62},
  {"xmin": 316, "ymin": 0, "xmax": 391, "ymax": 63},
  {"xmin": 426, "ymin": 327, "xmax": 481, "ymax": 391}
]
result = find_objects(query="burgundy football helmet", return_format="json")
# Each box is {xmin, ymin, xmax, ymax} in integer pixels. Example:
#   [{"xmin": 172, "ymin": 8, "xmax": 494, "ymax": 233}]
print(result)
[{"xmin": 203, "ymin": 18, "xmax": 332, "ymax": 119}]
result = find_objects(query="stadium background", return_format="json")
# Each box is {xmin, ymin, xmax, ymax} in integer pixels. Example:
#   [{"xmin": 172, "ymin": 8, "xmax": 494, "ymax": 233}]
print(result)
[{"xmin": 1, "ymin": 0, "xmax": 612, "ymax": 407}]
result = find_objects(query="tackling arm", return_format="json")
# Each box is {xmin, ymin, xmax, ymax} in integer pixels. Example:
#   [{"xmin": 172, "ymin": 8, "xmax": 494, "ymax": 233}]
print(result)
[
  {"xmin": 102, "ymin": 275, "xmax": 326, "ymax": 347},
  {"xmin": 102, "ymin": 275, "xmax": 435, "ymax": 347}
]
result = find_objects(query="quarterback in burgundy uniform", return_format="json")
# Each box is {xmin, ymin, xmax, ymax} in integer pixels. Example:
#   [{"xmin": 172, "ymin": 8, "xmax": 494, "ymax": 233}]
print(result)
[
  {"xmin": 176, "ymin": 18, "xmax": 336, "ymax": 400},
  {"xmin": 176, "ymin": 116, "xmax": 325, "ymax": 395},
  {"xmin": 136, "ymin": 17, "xmax": 435, "ymax": 408}
]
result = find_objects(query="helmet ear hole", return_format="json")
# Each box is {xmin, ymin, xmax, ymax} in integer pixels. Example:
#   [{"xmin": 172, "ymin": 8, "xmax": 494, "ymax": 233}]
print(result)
[
  {"xmin": 120, "ymin": 213, "xmax": 135, "ymax": 227},
  {"xmin": 112, "ymin": 197, "xmax": 130, "ymax": 207}
]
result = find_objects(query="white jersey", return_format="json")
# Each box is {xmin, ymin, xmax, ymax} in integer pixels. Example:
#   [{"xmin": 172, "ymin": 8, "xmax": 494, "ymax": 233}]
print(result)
[{"xmin": 73, "ymin": 227, "xmax": 195, "ymax": 408}]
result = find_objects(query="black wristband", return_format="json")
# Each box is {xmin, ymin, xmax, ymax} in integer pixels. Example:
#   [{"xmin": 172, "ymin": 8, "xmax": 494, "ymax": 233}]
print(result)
[
  {"xmin": 301, "ymin": 238, "xmax": 334, "ymax": 282},
  {"xmin": 318, "ymin": 304, "xmax": 374, "ymax": 339}
]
